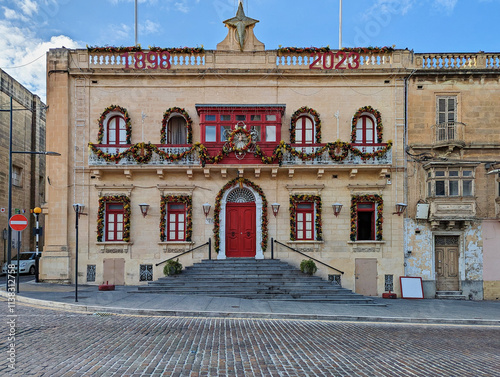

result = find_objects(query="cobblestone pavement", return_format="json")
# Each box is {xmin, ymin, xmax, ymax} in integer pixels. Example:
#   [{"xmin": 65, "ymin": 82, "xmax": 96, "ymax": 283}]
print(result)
[{"xmin": 1, "ymin": 300, "xmax": 499, "ymax": 377}]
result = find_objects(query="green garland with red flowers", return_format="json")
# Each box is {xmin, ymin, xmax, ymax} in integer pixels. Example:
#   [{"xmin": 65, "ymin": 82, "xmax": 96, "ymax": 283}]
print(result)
[
  {"xmin": 97, "ymin": 195, "xmax": 131, "ymax": 242},
  {"xmin": 341, "ymin": 46, "xmax": 395, "ymax": 54},
  {"xmin": 351, "ymin": 106, "xmax": 384, "ymax": 144},
  {"xmin": 213, "ymin": 178, "xmax": 268, "ymax": 254},
  {"xmin": 290, "ymin": 106, "xmax": 322, "ymax": 143},
  {"xmin": 350, "ymin": 195, "xmax": 383, "ymax": 241},
  {"xmin": 289, "ymin": 195, "xmax": 323, "ymax": 241},
  {"xmin": 278, "ymin": 46, "xmax": 331, "ymax": 54},
  {"xmin": 160, "ymin": 195, "xmax": 192, "ymax": 242},
  {"xmin": 161, "ymin": 107, "xmax": 193, "ymax": 144},
  {"xmin": 97, "ymin": 105, "xmax": 132, "ymax": 144},
  {"xmin": 87, "ymin": 45, "xmax": 205, "ymax": 54}
]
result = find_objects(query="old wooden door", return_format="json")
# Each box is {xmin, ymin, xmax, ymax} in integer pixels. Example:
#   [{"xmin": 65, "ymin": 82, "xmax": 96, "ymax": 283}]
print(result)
[
  {"xmin": 226, "ymin": 203, "xmax": 256, "ymax": 257},
  {"xmin": 355, "ymin": 258, "xmax": 378, "ymax": 296},
  {"xmin": 435, "ymin": 236, "xmax": 459, "ymax": 291},
  {"xmin": 103, "ymin": 258, "xmax": 125, "ymax": 285}
]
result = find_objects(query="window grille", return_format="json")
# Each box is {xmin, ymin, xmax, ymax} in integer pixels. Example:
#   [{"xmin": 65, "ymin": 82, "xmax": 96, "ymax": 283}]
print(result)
[
  {"xmin": 384, "ymin": 274, "xmax": 394, "ymax": 292},
  {"xmin": 227, "ymin": 188, "xmax": 255, "ymax": 203},
  {"xmin": 140, "ymin": 264, "xmax": 153, "ymax": 281},
  {"xmin": 87, "ymin": 265, "xmax": 96, "ymax": 282},
  {"xmin": 328, "ymin": 274, "xmax": 342, "ymax": 286}
]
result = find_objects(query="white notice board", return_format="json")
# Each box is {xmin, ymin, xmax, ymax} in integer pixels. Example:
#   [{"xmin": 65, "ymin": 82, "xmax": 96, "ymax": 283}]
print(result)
[{"xmin": 400, "ymin": 276, "xmax": 424, "ymax": 299}]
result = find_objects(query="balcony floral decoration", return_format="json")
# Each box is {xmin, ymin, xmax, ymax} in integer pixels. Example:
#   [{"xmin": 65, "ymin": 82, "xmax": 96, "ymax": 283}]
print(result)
[
  {"xmin": 161, "ymin": 107, "xmax": 193, "ymax": 144},
  {"xmin": 290, "ymin": 106, "xmax": 322, "ymax": 143},
  {"xmin": 160, "ymin": 195, "xmax": 192, "ymax": 242},
  {"xmin": 87, "ymin": 45, "xmax": 205, "ymax": 54},
  {"xmin": 97, "ymin": 105, "xmax": 132, "ymax": 144},
  {"xmin": 289, "ymin": 195, "xmax": 323, "ymax": 241},
  {"xmin": 351, "ymin": 106, "xmax": 383, "ymax": 143},
  {"xmin": 341, "ymin": 46, "xmax": 395, "ymax": 54},
  {"xmin": 278, "ymin": 46, "xmax": 331, "ymax": 54},
  {"xmin": 97, "ymin": 195, "xmax": 131, "ymax": 242},
  {"xmin": 213, "ymin": 178, "xmax": 268, "ymax": 254},
  {"xmin": 87, "ymin": 45, "xmax": 142, "ymax": 53},
  {"xmin": 350, "ymin": 195, "xmax": 383, "ymax": 241}
]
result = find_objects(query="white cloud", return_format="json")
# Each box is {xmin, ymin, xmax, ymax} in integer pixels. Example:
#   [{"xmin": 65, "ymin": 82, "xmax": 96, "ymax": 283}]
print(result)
[
  {"xmin": 3, "ymin": 6, "xmax": 29, "ymax": 21},
  {"xmin": 0, "ymin": 20, "xmax": 80, "ymax": 102},
  {"xmin": 433, "ymin": 0, "xmax": 458, "ymax": 13},
  {"xmin": 370, "ymin": 0, "xmax": 416, "ymax": 16},
  {"xmin": 19, "ymin": 0, "xmax": 38, "ymax": 16},
  {"xmin": 140, "ymin": 19, "xmax": 160, "ymax": 35}
]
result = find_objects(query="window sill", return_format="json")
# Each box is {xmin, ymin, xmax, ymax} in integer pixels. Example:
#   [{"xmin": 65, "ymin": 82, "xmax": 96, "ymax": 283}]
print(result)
[
  {"xmin": 347, "ymin": 241, "xmax": 385, "ymax": 244},
  {"xmin": 96, "ymin": 242, "xmax": 133, "ymax": 253},
  {"xmin": 287, "ymin": 240, "xmax": 324, "ymax": 245}
]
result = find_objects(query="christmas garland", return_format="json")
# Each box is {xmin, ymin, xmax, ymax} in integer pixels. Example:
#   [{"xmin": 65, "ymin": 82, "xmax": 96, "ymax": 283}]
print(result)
[
  {"xmin": 89, "ymin": 140, "xmax": 392, "ymax": 165},
  {"xmin": 278, "ymin": 46, "xmax": 331, "ymax": 54},
  {"xmin": 97, "ymin": 195, "xmax": 131, "ymax": 242},
  {"xmin": 87, "ymin": 45, "xmax": 205, "ymax": 54},
  {"xmin": 290, "ymin": 106, "xmax": 322, "ymax": 143},
  {"xmin": 160, "ymin": 195, "xmax": 192, "ymax": 242},
  {"xmin": 98, "ymin": 105, "xmax": 132, "ymax": 144},
  {"xmin": 351, "ymin": 106, "xmax": 384, "ymax": 143},
  {"xmin": 350, "ymin": 195, "xmax": 383, "ymax": 241},
  {"xmin": 289, "ymin": 195, "xmax": 323, "ymax": 241},
  {"xmin": 341, "ymin": 46, "xmax": 395, "ymax": 54},
  {"xmin": 213, "ymin": 178, "xmax": 268, "ymax": 254},
  {"xmin": 161, "ymin": 107, "xmax": 193, "ymax": 144}
]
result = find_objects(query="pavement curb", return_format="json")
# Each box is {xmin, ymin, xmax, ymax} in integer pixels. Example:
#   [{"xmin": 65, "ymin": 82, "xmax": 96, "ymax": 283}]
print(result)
[{"xmin": 2, "ymin": 290, "xmax": 500, "ymax": 326}]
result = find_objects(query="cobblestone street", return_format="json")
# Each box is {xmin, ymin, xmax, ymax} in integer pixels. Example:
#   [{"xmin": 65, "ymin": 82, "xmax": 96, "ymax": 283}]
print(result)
[{"xmin": 1, "ymin": 300, "xmax": 499, "ymax": 377}]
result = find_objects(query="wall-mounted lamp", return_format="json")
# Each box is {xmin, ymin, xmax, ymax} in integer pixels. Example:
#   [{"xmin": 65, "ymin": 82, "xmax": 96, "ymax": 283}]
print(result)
[
  {"xmin": 139, "ymin": 203, "xmax": 150, "ymax": 217},
  {"xmin": 394, "ymin": 203, "xmax": 408, "ymax": 216},
  {"xmin": 202, "ymin": 203, "xmax": 211, "ymax": 217},
  {"xmin": 332, "ymin": 203, "xmax": 343, "ymax": 217},
  {"xmin": 271, "ymin": 203, "xmax": 280, "ymax": 217}
]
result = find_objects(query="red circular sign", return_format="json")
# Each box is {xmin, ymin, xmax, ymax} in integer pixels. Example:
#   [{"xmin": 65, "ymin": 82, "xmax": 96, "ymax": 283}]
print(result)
[{"xmin": 9, "ymin": 214, "xmax": 28, "ymax": 231}]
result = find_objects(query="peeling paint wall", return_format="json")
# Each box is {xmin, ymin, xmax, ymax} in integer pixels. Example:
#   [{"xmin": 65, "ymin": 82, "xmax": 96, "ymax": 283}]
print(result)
[
  {"xmin": 405, "ymin": 219, "xmax": 433, "ymax": 279},
  {"xmin": 463, "ymin": 223, "xmax": 483, "ymax": 281}
]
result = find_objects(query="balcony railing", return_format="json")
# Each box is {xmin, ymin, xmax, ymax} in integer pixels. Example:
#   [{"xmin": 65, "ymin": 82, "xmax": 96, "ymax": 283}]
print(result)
[{"xmin": 432, "ymin": 122, "xmax": 466, "ymax": 146}]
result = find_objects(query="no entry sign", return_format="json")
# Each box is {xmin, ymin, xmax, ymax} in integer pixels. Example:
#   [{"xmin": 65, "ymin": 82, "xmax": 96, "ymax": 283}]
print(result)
[{"xmin": 9, "ymin": 214, "xmax": 28, "ymax": 231}]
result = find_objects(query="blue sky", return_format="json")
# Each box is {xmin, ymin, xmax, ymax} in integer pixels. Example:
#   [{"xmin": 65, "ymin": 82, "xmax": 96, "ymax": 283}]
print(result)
[{"xmin": 1, "ymin": 0, "xmax": 499, "ymax": 101}]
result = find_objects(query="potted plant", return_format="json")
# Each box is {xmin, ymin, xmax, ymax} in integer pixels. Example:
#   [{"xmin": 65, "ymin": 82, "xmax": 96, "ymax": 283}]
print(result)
[
  {"xmin": 300, "ymin": 259, "xmax": 317, "ymax": 275},
  {"xmin": 163, "ymin": 258, "xmax": 183, "ymax": 276}
]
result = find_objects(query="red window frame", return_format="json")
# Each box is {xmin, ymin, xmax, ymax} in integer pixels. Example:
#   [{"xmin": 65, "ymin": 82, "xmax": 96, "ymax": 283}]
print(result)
[
  {"xmin": 356, "ymin": 202, "xmax": 375, "ymax": 240},
  {"xmin": 355, "ymin": 115, "xmax": 376, "ymax": 145},
  {"xmin": 295, "ymin": 202, "xmax": 314, "ymax": 241},
  {"xmin": 105, "ymin": 115, "xmax": 127, "ymax": 145},
  {"xmin": 105, "ymin": 203, "xmax": 125, "ymax": 241},
  {"xmin": 166, "ymin": 203, "xmax": 187, "ymax": 241},
  {"xmin": 294, "ymin": 115, "xmax": 314, "ymax": 145}
]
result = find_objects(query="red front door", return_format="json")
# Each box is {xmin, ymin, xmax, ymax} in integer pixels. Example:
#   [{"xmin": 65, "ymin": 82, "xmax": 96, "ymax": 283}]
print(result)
[{"xmin": 226, "ymin": 203, "xmax": 256, "ymax": 257}]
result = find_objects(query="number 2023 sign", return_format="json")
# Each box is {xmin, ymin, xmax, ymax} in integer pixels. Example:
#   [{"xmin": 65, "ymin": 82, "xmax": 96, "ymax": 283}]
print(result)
[{"xmin": 309, "ymin": 51, "xmax": 360, "ymax": 70}]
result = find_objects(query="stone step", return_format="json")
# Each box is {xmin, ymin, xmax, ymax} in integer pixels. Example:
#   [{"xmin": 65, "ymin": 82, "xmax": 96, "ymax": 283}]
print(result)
[{"xmin": 435, "ymin": 291, "xmax": 467, "ymax": 300}]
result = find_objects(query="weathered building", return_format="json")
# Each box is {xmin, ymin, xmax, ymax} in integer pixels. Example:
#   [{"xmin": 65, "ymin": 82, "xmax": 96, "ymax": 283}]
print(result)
[
  {"xmin": 406, "ymin": 54, "xmax": 500, "ymax": 300},
  {"xmin": 0, "ymin": 69, "xmax": 47, "ymax": 264}
]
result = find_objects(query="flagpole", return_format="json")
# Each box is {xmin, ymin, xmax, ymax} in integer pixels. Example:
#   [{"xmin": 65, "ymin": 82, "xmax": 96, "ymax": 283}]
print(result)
[
  {"xmin": 135, "ymin": 0, "xmax": 138, "ymax": 46},
  {"xmin": 339, "ymin": 0, "xmax": 342, "ymax": 49}
]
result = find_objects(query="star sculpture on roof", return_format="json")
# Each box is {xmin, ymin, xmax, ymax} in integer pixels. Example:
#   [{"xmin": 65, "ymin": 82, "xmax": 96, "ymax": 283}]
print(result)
[{"xmin": 223, "ymin": 2, "xmax": 258, "ymax": 51}]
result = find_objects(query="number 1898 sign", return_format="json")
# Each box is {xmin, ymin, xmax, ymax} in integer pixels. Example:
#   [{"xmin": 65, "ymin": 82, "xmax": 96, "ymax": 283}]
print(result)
[{"xmin": 120, "ymin": 51, "xmax": 172, "ymax": 70}]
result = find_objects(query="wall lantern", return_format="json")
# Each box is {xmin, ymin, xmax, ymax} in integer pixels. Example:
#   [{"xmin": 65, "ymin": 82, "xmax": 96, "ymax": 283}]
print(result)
[
  {"xmin": 139, "ymin": 203, "xmax": 150, "ymax": 217},
  {"xmin": 332, "ymin": 203, "xmax": 343, "ymax": 217},
  {"xmin": 271, "ymin": 203, "xmax": 280, "ymax": 217},
  {"xmin": 394, "ymin": 203, "xmax": 408, "ymax": 216},
  {"xmin": 202, "ymin": 203, "xmax": 211, "ymax": 217}
]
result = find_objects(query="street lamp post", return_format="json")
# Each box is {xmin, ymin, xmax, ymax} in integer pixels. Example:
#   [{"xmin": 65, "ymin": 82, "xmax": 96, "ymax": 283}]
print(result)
[
  {"xmin": 73, "ymin": 204, "xmax": 85, "ymax": 302},
  {"xmin": 33, "ymin": 207, "xmax": 42, "ymax": 282},
  {"xmin": 2, "ymin": 95, "xmax": 60, "ymax": 290}
]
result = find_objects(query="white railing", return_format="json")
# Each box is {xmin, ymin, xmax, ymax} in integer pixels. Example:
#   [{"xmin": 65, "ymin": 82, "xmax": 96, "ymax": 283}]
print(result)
[
  {"xmin": 88, "ymin": 53, "xmax": 206, "ymax": 69},
  {"xmin": 276, "ymin": 52, "xmax": 392, "ymax": 68},
  {"xmin": 88, "ymin": 146, "xmax": 199, "ymax": 166}
]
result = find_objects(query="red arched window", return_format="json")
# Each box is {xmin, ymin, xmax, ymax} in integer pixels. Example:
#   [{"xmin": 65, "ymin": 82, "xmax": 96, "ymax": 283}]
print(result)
[
  {"xmin": 355, "ymin": 115, "xmax": 375, "ymax": 144},
  {"xmin": 295, "ymin": 116, "xmax": 314, "ymax": 145},
  {"xmin": 105, "ymin": 115, "xmax": 127, "ymax": 145}
]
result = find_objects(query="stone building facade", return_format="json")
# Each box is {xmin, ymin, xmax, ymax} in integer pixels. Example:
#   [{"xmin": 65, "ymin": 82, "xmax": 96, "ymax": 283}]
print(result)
[
  {"xmin": 41, "ymin": 5, "xmax": 500, "ymax": 299},
  {"xmin": 405, "ymin": 54, "xmax": 500, "ymax": 300},
  {"xmin": 0, "ymin": 69, "xmax": 46, "ymax": 265}
]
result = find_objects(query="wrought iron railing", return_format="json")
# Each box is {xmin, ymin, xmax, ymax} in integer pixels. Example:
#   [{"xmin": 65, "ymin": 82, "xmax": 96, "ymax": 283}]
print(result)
[{"xmin": 156, "ymin": 239, "xmax": 211, "ymax": 267}]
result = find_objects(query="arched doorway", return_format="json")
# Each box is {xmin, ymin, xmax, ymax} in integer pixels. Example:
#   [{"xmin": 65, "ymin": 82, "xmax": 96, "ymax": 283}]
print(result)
[
  {"xmin": 225, "ymin": 188, "xmax": 256, "ymax": 257},
  {"xmin": 218, "ymin": 181, "xmax": 265, "ymax": 260}
]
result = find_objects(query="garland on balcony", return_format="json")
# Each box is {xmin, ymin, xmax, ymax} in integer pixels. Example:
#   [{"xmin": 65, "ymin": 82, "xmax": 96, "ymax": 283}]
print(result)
[
  {"xmin": 290, "ymin": 106, "xmax": 322, "ymax": 143},
  {"xmin": 341, "ymin": 46, "xmax": 395, "ymax": 54},
  {"xmin": 87, "ymin": 45, "xmax": 205, "ymax": 54},
  {"xmin": 161, "ymin": 107, "xmax": 193, "ymax": 144},
  {"xmin": 97, "ymin": 105, "xmax": 132, "ymax": 144},
  {"xmin": 89, "ymin": 140, "xmax": 392, "ymax": 165},
  {"xmin": 289, "ymin": 195, "xmax": 322, "ymax": 241},
  {"xmin": 350, "ymin": 195, "xmax": 383, "ymax": 241},
  {"xmin": 351, "ymin": 106, "xmax": 384, "ymax": 143},
  {"xmin": 213, "ymin": 178, "xmax": 268, "ymax": 254},
  {"xmin": 160, "ymin": 196, "xmax": 192, "ymax": 242},
  {"xmin": 278, "ymin": 46, "xmax": 331, "ymax": 54},
  {"xmin": 97, "ymin": 195, "xmax": 131, "ymax": 242}
]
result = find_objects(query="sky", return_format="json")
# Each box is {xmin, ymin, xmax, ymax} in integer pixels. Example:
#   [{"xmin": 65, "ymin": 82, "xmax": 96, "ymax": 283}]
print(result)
[{"xmin": 1, "ymin": 0, "xmax": 499, "ymax": 102}]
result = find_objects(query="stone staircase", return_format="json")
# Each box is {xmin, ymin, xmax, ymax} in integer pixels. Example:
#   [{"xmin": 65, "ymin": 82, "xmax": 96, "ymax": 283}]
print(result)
[
  {"xmin": 435, "ymin": 291, "xmax": 467, "ymax": 300},
  {"xmin": 135, "ymin": 258, "xmax": 376, "ymax": 304}
]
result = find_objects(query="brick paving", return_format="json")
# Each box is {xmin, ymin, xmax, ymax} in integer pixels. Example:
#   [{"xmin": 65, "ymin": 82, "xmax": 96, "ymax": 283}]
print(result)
[{"xmin": 1, "ymin": 301, "xmax": 499, "ymax": 376}]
